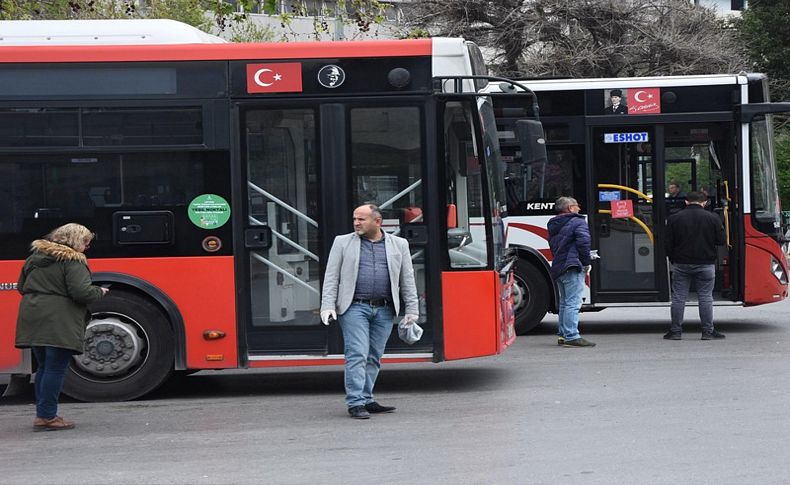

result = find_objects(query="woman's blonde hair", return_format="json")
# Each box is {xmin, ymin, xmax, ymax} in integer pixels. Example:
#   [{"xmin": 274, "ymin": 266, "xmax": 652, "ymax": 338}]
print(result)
[{"xmin": 45, "ymin": 223, "xmax": 94, "ymax": 251}]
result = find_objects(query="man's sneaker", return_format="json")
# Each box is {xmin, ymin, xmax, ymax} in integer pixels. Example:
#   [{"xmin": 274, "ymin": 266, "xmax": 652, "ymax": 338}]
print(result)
[
  {"xmin": 562, "ymin": 337, "xmax": 596, "ymax": 348},
  {"xmin": 701, "ymin": 330, "xmax": 726, "ymax": 340},
  {"xmin": 557, "ymin": 336, "xmax": 565, "ymax": 346},
  {"xmin": 663, "ymin": 332, "xmax": 682, "ymax": 340},
  {"xmin": 365, "ymin": 402, "xmax": 396, "ymax": 414},
  {"xmin": 348, "ymin": 405, "xmax": 370, "ymax": 419}
]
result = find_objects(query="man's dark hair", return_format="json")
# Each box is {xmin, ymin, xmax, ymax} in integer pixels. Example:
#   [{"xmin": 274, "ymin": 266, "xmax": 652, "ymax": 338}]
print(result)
[{"xmin": 685, "ymin": 191, "xmax": 707, "ymax": 203}]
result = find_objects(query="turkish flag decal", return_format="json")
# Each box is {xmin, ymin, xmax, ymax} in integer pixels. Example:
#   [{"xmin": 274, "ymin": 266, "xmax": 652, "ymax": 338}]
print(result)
[
  {"xmin": 628, "ymin": 88, "xmax": 661, "ymax": 114},
  {"xmin": 246, "ymin": 63, "xmax": 303, "ymax": 93}
]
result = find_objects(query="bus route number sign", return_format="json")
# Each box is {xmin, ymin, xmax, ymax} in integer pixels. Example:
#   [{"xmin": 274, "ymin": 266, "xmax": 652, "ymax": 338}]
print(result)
[{"xmin": 604, "ymin": 132, "xmax": 649, "ymax": 143}]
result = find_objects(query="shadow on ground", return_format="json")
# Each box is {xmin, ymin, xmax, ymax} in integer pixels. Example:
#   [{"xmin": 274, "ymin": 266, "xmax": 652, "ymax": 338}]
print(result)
[
  {"xmin": 1, "ymin": 366, "xmax": 509, "ymax": 405},
  {"xmin": 529, "ymin": 318, "xmax": 780, "ymax": 336},
  {"xmin": 1, "ymin": 318, "xmax": 779, "ymax": 404}
]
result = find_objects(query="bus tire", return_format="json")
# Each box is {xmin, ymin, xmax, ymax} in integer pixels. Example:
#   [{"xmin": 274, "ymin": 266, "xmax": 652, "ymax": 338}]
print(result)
[
  {"xmin": 63, "ymin": 291, "xmax": 175, "ymax": 402},
  {"xmin": 513, "ymin": 261, "xmax": 550, "ymax": 335}
]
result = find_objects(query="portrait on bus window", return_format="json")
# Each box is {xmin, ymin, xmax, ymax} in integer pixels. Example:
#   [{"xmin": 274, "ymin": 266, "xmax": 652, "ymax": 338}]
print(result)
[{"xmin": 604, "ymin": 89, "xmax": 628, "ymax": 115}]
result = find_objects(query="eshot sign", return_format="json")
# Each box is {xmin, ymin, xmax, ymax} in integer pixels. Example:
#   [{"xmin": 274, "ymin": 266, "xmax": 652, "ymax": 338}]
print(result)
[{"xmin": 604, "ymin": 132, "xmax": 649, "ymax": 143}]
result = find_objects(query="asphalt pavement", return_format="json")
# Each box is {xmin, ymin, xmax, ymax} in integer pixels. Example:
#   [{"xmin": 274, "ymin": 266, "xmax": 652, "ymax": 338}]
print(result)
[{"xmin": 2, "ymin": 299, "xmax": 789, "ymax": 485}]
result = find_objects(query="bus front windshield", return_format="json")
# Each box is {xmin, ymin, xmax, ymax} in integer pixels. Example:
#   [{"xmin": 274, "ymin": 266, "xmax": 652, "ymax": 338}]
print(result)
[{"xmin": 750, "ymin": 116, "xmax": 782, "ymax": 236}]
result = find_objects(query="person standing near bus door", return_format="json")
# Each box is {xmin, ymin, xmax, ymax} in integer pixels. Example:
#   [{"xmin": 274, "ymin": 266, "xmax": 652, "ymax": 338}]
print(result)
[
  {"xmin": 667, "ymin": 181, "xmax": 686, "ymax": 198},
  {"xmin": 664, "ymin": 191, "xmax": 726, "ymax": 340},
  {"xmin": 320, "ymin": 204, "xmax": 419, "ymax": 419},
  {"xmin": 548, "ymin": 197, "xmax": 596, "ymax": 348},
  {"xmin": 15, "ymin": 223, "xmax": 108, "ymax": 431}
]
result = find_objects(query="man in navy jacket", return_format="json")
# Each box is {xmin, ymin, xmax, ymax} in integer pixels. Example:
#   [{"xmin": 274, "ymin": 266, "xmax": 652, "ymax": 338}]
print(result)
[{"xmin": 548, "ymin": 196, "xmax": 596, "ymax": 347}]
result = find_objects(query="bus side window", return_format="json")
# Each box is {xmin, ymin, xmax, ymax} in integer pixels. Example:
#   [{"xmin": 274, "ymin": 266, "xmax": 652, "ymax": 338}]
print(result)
[{"xmin": 505, "ymin": 146, "xmax": 583, "ymax": 216}]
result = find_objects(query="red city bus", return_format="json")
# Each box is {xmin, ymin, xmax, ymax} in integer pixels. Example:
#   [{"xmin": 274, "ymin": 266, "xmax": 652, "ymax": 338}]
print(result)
[
  {"xmin": 488, "ymin": 74, "xmax": 790, "ymax": 333},
  {"xmin": 0, "ymin": 26, "xmax": 545, "ymax": 401}
]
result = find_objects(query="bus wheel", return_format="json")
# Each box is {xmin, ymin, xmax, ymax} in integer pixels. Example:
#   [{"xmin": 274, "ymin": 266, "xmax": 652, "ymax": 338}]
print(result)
[
  {"xmin": 63, "ymin": 291, "xmax": 174, "ymax": 402},
  {"xmin": 513, "ymin": 262, "xmax": 550, "ymax": 335}
]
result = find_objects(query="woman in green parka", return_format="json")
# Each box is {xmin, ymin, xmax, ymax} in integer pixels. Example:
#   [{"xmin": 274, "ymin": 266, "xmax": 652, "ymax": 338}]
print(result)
[{"xmin": 15, "ymin": 223, "xmax": 108, "ymax": 432}]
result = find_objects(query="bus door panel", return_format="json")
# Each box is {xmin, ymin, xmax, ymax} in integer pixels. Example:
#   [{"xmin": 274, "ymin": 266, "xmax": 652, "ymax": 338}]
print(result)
[
  {"xmin": 662, "ymin": 122, "xmax": 737, "ymax": 301},
  {"xmin": 439, "ymin": 99, "xmax": 508, "ymax": 359},
  {"xmin": 347, "ymin": 105, "xmax": 432, "ymax": 353},
  {"xmin": 241, "ymin": 106, "xmax": 326, "ymax": 355},
  {"xmin": 590, "ymin": 126, "xmax": 665, "ymax": 303}
]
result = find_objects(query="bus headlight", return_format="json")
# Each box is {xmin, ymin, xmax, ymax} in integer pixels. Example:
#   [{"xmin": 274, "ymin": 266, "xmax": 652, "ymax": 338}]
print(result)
[{"xmin": 771, "ymin": 256, "xmax": 788, "ymax": 285}]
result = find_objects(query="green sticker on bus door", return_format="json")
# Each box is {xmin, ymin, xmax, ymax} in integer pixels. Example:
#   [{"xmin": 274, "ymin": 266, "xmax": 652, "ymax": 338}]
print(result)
[{"xmin": 188, "ymin": 194, "xmax": 230, "ymax": 229}]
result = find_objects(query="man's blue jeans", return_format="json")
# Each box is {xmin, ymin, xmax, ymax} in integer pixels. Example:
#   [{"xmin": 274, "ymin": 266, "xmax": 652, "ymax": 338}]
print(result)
[
  {"xmin": 670, "ymin": 263, "xmax": 715, "ymax": 334},
  {"xmin": 32, "ymin": 346, "xmax": 74, "ymax": 419},
  {"xmin": 339, "ymin": 302, "xmax": 395, "ymax": 408},
  {"xmin": 556, "ymin": 268, "xmax": 585, "ymax": 341}
]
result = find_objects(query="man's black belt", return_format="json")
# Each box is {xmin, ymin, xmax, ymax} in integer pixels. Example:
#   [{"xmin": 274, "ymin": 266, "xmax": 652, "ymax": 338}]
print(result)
[{"xmin": 353, "ymin": 298, "xmax": 390, "ymax": 307}]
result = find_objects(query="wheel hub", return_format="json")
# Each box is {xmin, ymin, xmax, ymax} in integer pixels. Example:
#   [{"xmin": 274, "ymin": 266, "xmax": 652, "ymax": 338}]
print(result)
[
  {"xmin": 512, "ymin": 277, "xmax": 528, "ymax": 311},
  {"xmin": 75, "ymin": 317, "xmax": 142, "ymax": 377}
]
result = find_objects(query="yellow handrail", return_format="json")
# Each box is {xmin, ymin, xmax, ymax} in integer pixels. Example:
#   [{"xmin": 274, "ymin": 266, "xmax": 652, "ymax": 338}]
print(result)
[
  {"xmin": 598, "ymin": 209, "xmax": 654, "ymax": 244},
  {"xmin": 723, "ymin": 181, "xmax": 732, "ymax": 249},
  {"xmin": 597, "ymin": 183, "xmax": 654, "ymax": 243},
  {"xmin": 597, "ymin": 183, "xmax": 652, "ymax": 203}
]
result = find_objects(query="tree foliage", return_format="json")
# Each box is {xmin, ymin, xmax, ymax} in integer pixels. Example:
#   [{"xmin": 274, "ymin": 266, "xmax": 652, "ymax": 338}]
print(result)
[
  {"xmin": 736, "ymin": 0, "xmax": 790, "ymax": 102},
  {"xmin": 402, "ymin": 0, "xmax": 748, "ymax": 78},
  {"xmin": 737, "ymin": 0, "xmax": 790, "ymax": 208},
  {"xmin": 0, "ymin": 0, "xmax": 387, "ymax": 42},
  {"xmin": 0, "ymin": 0, "xmax": 211, "ymax": 28},
  {"xmin": 268, "ymin": 0, "xmax": 388, "ymax": 41}
]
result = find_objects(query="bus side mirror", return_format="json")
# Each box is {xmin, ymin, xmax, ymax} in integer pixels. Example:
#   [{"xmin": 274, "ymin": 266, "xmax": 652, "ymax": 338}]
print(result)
[{"xmin": 516, "ymin": 119, "xmax": 547, "ymax": 164}]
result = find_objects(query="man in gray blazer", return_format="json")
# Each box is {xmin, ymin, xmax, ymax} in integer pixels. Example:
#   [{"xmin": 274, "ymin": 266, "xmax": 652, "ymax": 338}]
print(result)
[{"xmin": 320, "ymin": 204, "xmax": 419, "ymax": 419}]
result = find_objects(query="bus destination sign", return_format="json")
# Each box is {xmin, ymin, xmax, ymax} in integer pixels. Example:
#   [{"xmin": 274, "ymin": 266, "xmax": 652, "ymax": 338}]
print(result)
[{"xmin": 604, "ymin": 132, "xmax": 649, "ymax": 143}]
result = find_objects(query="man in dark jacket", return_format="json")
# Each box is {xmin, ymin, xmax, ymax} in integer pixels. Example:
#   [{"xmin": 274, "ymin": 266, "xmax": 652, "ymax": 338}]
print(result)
[
  {"xmin": 664, "ymin": 191, "xmax": 726, "ymax": 340},
  {"xmin": 548, "ymin": 196, "xmax": 595, "ymax": 347}
]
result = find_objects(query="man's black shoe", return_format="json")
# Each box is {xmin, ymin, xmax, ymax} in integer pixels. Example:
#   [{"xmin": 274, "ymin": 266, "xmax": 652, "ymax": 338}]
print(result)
[
  {"xmin": 365, "ymin": 402, "xmax": 396, "ymax": 414},
  {"xmin": 348, "ymin": 405, "xmax": 370, "ymax": 419},
  {"xmin": 663, "ymin": 332, "xmax": 682, "ymax": 340},
  {"xmin": 562, "ymin": 337, "xmax": 596, "ymax": 347},
  {"xmin": 701, "ymin": 330, "xmax": 726, "ymax": 340}
]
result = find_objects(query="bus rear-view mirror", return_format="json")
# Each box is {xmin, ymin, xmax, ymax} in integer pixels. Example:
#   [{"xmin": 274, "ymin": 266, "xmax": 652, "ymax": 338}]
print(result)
[{"xmin": 516, "ymin": 119, "xmax": 547, "ymax": 165}]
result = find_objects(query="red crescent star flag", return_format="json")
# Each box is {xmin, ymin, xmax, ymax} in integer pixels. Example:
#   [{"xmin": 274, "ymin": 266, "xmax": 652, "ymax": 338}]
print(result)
[
  {"xmin": 246, "ymin": 63, "xmax": 303, "ymax": 93},
  {"xmin": 628, "ymin": 88, "xmax": 660, "ymax": 114}
]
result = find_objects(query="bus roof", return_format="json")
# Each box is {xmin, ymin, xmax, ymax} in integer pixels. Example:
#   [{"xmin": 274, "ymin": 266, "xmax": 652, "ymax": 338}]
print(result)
[
  {"xmin": 0, "ymin": 36, "xmax": 434, "ymax": 63},
  {"xmin": 0, "ymin": 19, "xmax": 227, "ymax": 46},
  {"xmin": 488, "ymin": 74, "xmax": 752, "ymax": 93}
]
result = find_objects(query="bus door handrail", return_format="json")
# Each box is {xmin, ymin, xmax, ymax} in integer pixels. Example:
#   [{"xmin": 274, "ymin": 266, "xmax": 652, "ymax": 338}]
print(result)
[
  {"xmin": 249, "ymin": 215, "xmax": 318, "ymax": 262},
  {"xmin": 597, "ymin": 183, "xmax": 652, "ymax": 203},
  {"xmin": 379, "ymin": 179, "xmax": 422, "ymax": 210},
  {"xmin": 250, "ymin": 253, "xmax": 319, "ymax": 296},
  {"xmin": 596, "ymin": 183, "xmax": 654, "ymax": 244},
  {"xmin": 434, "ymin": 75, "xmax": 541, "ymax": 119},
  {"xmin": 598, "ymin": 210, "xmax": 654, "ymax": 244},
  {"xmin": 380, "ymin": 179, "xmax": 422, "ymax": 240},
  {"xmin": 248, "ymin": 181, "xmax": 318, "ymax": 228}
]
